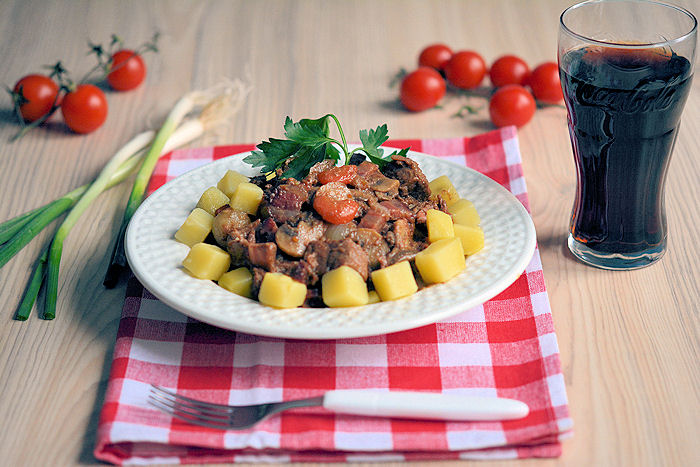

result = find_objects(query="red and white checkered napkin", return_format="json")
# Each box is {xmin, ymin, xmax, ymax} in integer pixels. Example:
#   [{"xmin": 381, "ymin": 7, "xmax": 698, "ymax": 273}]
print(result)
[{"xmin": 94, "ymin": 126, "xmax": 572, "ymax": 465}]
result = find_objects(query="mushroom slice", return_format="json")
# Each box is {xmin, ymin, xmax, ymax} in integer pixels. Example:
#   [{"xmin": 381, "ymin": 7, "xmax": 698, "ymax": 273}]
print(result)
[
  {"xmin": 275, "ymin": 220, "xmax": 325, "ymax": 258},
  {"xmin": 212, "ymin": 206, "xmax": 251, "ymax": 247}
]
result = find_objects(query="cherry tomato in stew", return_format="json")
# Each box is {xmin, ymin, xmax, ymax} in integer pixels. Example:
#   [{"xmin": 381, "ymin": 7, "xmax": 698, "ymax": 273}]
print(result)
[
  {"xmin": 489, "ymin": 84, "xmax": 536, "ymax": 128},
  {"xmin": 318, "ymin": 164, "xmax": 358, "ymax": 185},
  {"xmin": 444, "ymin": 50, "xmax": 487, "ymax": 89},
  {"xmin": 399, "ymin": 67, "xmax": 446, "ymax": 112},
  {"xmin": 107, "ymin": 49, "xmax": 146, "ymax": 91},
  {"xmin": 418, "ymin": 43, "xmax": 453, "ymax": 71},
  {"xmin": 489, "ymin": 55, "xmax": 530, "ymax": 87},
  {"xmin": 529, "ymin": 62, "xmax": 563, "ymax": 103},
  {"xmin": 313, "ymin": 182, "xmax": 359, "ymax": 224},
  {"xmin": 12, "ymin": 74, "xmax": 60, "ymax": 122},
  {"xmin": 61, "ymin": 84, "xmax": 108, "ymax": 134}
]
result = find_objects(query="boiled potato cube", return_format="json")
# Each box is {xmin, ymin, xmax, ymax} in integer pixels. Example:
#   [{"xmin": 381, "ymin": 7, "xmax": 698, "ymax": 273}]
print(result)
[
  {"xmin": 415, "ymin": 237, "xmax": 465, "ymax": 284},
  {"xmin": 322, "ymin": 265, "xmax": 369, "ymax": 307},
  {"xmin": 230, "ymin": 182, "xmax": 264, "ymax": 215},
  {"xmin": 197, "ymin": 187, "xmax": 230, "ymax": 216},
  {"xmin": 218, "ymin": 267, "xmax": 253, "ymax": 298},
  {"xmin": 258, "ymin": 272, "xmax": 307, "ymax": 308},
  {"xmin": 426, "ymin": 209, "xmax": 454, "ymax": 243},
  {"xmin": 449, "ymin": 199, "xmax": 481, "ymax": 227},
  {"xmin": 370, "ymin": 261, "xmax": 417, "ymax": 301},
  {"xmin": 217, "ymin": 170, "xmax": 249, "ymax": 198},
  {"xmin": 454, "ymin": 224, "xmax": 485, "ymax": 256},
  {"xmin": 429, "ymin": 175, "xmax": 460, "ymax": 206},
  {"xmin": 182, "ymin": 243, "xmax": 231, "ymax": 280},
  {"xmin": 175, "ymin": 208, "xmax": 214, "ymax": 247}
]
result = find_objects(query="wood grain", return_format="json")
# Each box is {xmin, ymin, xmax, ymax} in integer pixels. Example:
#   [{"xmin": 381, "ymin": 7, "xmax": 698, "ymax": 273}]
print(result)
[{"xmin": 0, "ymin": 1, "xmax": 698, "ymax": 466}]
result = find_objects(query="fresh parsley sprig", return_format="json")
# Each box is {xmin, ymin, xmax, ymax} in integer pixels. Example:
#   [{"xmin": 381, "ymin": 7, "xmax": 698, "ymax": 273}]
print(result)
[
  {"xmin": 358, "ymin": 124, "xmax": 408, "ymax": 166},
  {"xmin": 243, "ymin": 114, "xmax": 409, "ymax": 179}
]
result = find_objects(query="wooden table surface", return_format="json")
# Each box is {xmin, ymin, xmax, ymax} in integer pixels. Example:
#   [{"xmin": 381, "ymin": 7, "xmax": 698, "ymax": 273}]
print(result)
[{"xmin": 1, "ymin": 1, "xmax": 698, "ymax": 466}]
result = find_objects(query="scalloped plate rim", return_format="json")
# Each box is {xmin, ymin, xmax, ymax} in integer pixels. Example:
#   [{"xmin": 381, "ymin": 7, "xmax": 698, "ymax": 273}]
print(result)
[{"xmin": 125, "ymin": 147, "xmax": 536, "ymax": 340}]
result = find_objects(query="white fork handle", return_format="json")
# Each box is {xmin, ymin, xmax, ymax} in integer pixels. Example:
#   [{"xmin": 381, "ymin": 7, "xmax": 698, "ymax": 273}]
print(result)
[{"xmin": 322, "ymin": 390, "xmax": 529, "ymax": 421}]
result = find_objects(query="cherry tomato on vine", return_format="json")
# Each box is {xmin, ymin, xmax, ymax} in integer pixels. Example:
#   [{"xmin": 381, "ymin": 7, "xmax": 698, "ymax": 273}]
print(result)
[
  {"xmin": 418, "ymin": 43, "xmax": 453, "ymax": 71},
  {"xmin": 489, "ymin": 55, "xmax": 530, "ymax": 87},
  {"xmin": 12, "ymin": 74, "xmax": 60, "ymax": 122},
  {"xmin": 107, "ymin": 49, "xmax": 146, "ymax": 91},
  {"xmin": 399, "ymin": 67, "xmax": 446, "ymax": 112},
  {"xmin": 61, "ymin": 84, "xmax": 108, "ymax": 134},
  {"xmin": 529, "ymin": 62, "xmax": 563, "ymax": 103},
  {"xmin": 489, "ymin": 84, "xmax": 536, "ymax": 128},
  {"xmin": 444, "ymin": 50, "xmax": 487, "ymax": 89}
]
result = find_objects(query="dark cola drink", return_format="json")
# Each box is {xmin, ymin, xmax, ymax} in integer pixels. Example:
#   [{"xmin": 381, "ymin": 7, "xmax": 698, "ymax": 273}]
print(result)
[{"xmin": 559, "ymin": 47, "xmax": 692, "ymax": 268}]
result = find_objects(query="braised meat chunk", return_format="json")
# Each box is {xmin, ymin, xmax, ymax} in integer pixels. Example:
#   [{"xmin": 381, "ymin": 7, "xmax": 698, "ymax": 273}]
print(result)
[{"xmin": 382, "ymin": 154, "xmax": 431, "ymax": 201}]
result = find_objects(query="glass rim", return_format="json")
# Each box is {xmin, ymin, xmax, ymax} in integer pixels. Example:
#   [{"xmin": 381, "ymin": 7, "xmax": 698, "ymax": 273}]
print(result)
[{"xmin": 560, "ymin": 0, "xmax": 698, "ymax": 49}]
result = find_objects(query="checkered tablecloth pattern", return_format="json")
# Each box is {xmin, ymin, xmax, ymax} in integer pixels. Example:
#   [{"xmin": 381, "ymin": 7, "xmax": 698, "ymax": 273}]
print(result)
[{"xmin": 94, "ymin": 126, "xmax": 572, "ymax": 465}]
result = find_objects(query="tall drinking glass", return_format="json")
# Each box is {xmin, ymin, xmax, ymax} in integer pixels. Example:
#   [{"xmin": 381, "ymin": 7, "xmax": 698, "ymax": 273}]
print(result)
[{"xmin": 558, "ymin": 0, "xmax": 696, "ymax": 269}]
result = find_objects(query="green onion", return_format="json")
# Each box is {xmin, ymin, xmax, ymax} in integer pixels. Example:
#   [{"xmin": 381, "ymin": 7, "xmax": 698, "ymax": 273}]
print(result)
[
  {"xmin": 14, "ymin": 247, "xmax": 49, "ymax": 321},
  {"xmin": 11, "ymin": 122, "xmax": 215, "ymax": 320},
  {"xmin": 0, "ymin": 133, "xmax": 152, "ymax": 271},
  {"xmin": 3, "ymin": 80, "xmax": 250, "ymax": 320},
  {"xmin": 0, "ymin": 117, "xmax": 216, "ymax": 274},
  {"xmin": 0, "ymin": 195, "xmax": 77, "ymax": 269},
  {"xmin": 6, "ymin": 123, "xmax": 200, "ymax": 320},
  {"xmin": 104, "ymin": 82, "xmax": 250, "ymax": 287},
  {"xmin": 0, "ymin": 205, "xmax": 46, "ymax": 244},
  {"xmin": 43, "ymin": 131, "xmax": 155, "ymax": 319},
  {"xmin": 39, "ymin": 117, "xmax": 231, "ymax": 319}
]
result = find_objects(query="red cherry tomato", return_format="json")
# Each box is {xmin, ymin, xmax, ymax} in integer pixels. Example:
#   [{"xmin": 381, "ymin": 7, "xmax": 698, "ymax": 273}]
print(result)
[
  {"xmin": 418, "ymin": 43, "xmax": 453, "ymax": 71},
  {"xmin": 489, "ymin": 55, "xmax": 531, "ymax": 87},
  {"xmin": 107, "ymin": 49, "xmax": 146, "ymax": 91},
  {"xmin": 489, "ymin": 85, "xmax": 536, "ymax": 128},
  {"xmin": 313, "ymin": 182, "xmax": 359, "ymax": 224},
  {"xmin": 318, "ymin": 164, "xmax": 358, "ymax": 185},
  {"xmin": 61, "ymin": 84, "xmax": 108, "ymax": 134},
  {"xmin": 444, "ymin": 50, "xmax": 487, "ymax": 89},
  {"xmin": 12, "ymin": 74, "xmax": 60, "ymax": 122},
  {"xmin": 399, "ymin": 67, "xmax": 446, "ymax": 112},
  {"xmin": 529, "ymin": 62, "xmax": 563, "ymax": 103}
]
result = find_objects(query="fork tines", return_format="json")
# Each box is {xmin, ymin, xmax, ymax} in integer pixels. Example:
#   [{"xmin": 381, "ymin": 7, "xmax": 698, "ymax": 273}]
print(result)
[{"xmin": 148, "ymin": 385, "xmax": 233, "ymax": 429}]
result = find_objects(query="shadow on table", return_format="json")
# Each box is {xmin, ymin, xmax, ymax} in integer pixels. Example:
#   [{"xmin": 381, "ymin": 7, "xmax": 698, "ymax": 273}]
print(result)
[
  {"xmin": 535, "ymin": 231, "xmax": 580, "ymax": 263},
  {"xmin": 0, "ymin": 106, "xmax": 86, "ymax": 137},
  {"xmin": 55, "ymin": 208, "xmax": 131, "ymax": 464},
  {"xmin": 74, "ymin": 302, "xmax": 122, "ymax": 464},
  {"xmin": 78, "ymin": 341, "xmax": 117, "ymax": 465}
]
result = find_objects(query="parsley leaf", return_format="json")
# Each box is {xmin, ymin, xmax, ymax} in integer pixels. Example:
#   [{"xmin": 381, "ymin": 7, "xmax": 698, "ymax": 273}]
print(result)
[
  {"xmin": 365, "ymin": 146, "xmax": 411, "ymax": 168},
  {"xmin": 325, "ymin": 142, "xmax": 341, "ymax": 164},
  {"xmin": 359, "ymin": 124, "xmax": 398, "ymax": 167},
  {"xmin": 243, "ymin": 114, "xmax": 409, "ymax": 179},
  {"xmin": 283, "ymin": 115, "xmax": 334, "ymax": 147},
  {"xmin": 282, "ymin": 144, "xmax": 328, "ymax": 179},
  {"xmin": 359, "ymin": 124, "xmax": 388, "ymax": 158},
  {"xmin": 243, "ymin": 138, "xmax": 300, "ymax": 173},
  {"xmin": 241, "ymin": 149, "xmax": 272, "ymax": 171},
  {"xmin": 388, "ymin": 147, "xmax": 410, "ymax": 158}
]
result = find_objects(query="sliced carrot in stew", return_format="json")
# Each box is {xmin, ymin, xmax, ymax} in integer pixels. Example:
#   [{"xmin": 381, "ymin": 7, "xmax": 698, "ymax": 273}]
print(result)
[{"xmin": 313, "ymin": 181, "xmax": 359, "ymax": 224}]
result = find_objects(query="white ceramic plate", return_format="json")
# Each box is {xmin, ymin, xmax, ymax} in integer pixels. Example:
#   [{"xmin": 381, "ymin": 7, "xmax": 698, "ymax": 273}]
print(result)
[{"xmin": 125, "ymin": 148, "xmax": 536, "ymax": 340}]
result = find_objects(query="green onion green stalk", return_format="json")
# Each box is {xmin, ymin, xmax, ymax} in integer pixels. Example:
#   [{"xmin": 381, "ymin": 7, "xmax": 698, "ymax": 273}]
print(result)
[
  {"xmin": 2, "ymin": 80, "xmax": 249, "ymax": 320},
  {"xmin": 104, "ymin": 82, "xmax": 250, "ymax": 287}
]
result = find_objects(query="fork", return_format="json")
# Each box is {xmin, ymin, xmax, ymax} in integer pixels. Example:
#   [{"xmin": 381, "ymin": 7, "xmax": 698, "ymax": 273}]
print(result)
[{"xmin": 148, "ymin": 385, "xmax": 529, "ymax": 430}]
